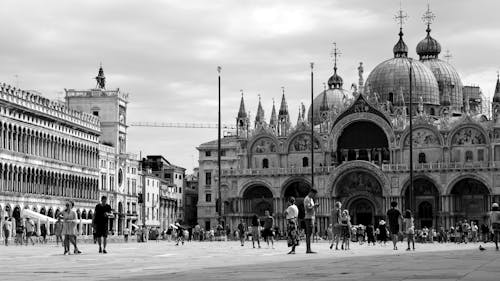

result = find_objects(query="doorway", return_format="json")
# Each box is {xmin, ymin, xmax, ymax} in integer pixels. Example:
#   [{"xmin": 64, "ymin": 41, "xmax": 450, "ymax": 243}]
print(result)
[{"xmin": 349, "ymin": 198, "xmax": 374, "ymax": 226}]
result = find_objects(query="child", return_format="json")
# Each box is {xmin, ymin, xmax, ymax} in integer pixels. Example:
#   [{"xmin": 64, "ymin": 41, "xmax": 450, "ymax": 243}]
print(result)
[{"xmin": 341, "ymin": 210, "xmax": 351, "ymax": 250}]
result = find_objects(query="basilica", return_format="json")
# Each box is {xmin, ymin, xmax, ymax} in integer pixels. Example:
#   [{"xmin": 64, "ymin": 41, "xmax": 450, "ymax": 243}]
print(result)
[{"xmin": 197, "ymin": 8, "xmax": 500, "ymax": 234}]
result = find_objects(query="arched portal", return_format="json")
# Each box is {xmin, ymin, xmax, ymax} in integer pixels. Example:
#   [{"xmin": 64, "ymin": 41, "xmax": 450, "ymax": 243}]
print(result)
[
  {"xmin": 283, "ymin": 180, "xmax": 311, "ymax": 224},
  {"xmin": 334, "ymin": 170, "xmax": 384, "ymax": 224},
  {"xmin": 450, "ymin": 178, "xmax": 489, "ymax": 221},
  {"xmin": 12, "ymin": 206, "xmax": 21, "ymax": 221},
  {"xmin": 348, "ymin": 198, "xmax": 375, "ymax": 225},
  {"xmin": 337, "ymin": 121, "xmax": 389, "ymax": 164},
  {"xmin": 242, "ymin": 185, "xmax": 273, "ymax": 216},
  {"xmin": 403, "ymin": 177, "xmax": 440, "ymax": 228}
]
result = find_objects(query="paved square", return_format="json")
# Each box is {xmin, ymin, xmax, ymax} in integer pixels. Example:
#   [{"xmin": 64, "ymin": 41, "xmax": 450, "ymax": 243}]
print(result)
[{"xmin": 0, "ymin": 240, "xmax": 499, "ymax": 281}]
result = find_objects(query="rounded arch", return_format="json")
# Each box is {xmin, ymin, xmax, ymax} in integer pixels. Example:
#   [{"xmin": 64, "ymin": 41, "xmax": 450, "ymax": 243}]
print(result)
[
  {"xmin": 448, "ymin": 123, "xmax": 490, "ymax": 147},
  {"xmin": 242, "ymin": 184, "xmax": 273, "ymax": 199},
  {"xmin": 445, "ymin": 174, "xmax": 492, "ymax": 195},
  {"xmin": 286, "ymin": 131, "xmax": 324, "ymax": 153},
  {"xmin": 331, "ymin": 113, "xmax": 395, "ymax": 151},
  {"xmin": 328, "ymin": 161, "xmax": 390, "ymax": 197},
  {"xmin": 399, "ymin": 124, "xmax": 443, "ymax": 148},
  {"xmin": 241, "ymin": 182, "xmax": 274, "ymax": 216},
  {"xmin": 401, "ymin": 174, "xmax": 442, "ymax": 196},
  {"xmin": 281, "ymin": 176, "xmax": 311, "ymax": 198},
  {"xmin": 239, "ymin": 179, "xmax": 274, "ymax": 198},
  {"xmin": 345, "ymin": 196, "xmax": 378, "ymax": 225},
  {"xmin": 248, "ymin": 134, "xmax": 280, "ymax": 154}
]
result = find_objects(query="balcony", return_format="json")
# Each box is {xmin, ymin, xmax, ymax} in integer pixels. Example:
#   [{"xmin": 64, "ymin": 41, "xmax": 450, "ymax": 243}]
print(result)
[
  {"xmin": 221, "ymin": 166, "xmax": 335, "ymax": 177},
  {"xmin": 381, "ymin": 161, "xmax": 496, "ymax": 172}
]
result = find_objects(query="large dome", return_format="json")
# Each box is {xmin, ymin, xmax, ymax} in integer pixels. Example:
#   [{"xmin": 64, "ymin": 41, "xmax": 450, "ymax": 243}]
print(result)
[
  {"xmin": 421, "ymin": 59, "xmax": 463, "ymax": 111},
  {"xmin": 364, "ymin": 58, "xmax": 440, "ymax": 106},
  {"xmin": 308, "ymin": 88, "xmax": 350, "ymax": 125}
]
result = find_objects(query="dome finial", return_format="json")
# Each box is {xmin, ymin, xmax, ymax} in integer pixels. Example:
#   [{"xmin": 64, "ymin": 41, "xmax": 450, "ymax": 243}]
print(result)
[
  {"xmin": 393, "ymin": 4, "xmax": 409, "ymax": 58},
  {"xmin": 422, "ymin": 2, "xmax": 436, "ymax": 33},
  {"xmin": 328, "ymin": 42, "xmax": 344, "ymax": 89}
]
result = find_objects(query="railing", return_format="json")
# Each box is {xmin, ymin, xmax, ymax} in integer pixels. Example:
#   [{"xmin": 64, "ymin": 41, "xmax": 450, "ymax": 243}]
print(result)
[
  {"xmin": 221, "ymin": 161, "xmax": 499, "ymax": 176},
  {"xmin": 381, "ymin": 161, "xmax": 496, "ymax": 171}
]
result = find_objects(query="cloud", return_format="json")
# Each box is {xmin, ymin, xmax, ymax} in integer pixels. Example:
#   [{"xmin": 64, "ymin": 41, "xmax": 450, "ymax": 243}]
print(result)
[{"xmin": 1, "ymin": 0, "xmax": 499, "ymax": 172}]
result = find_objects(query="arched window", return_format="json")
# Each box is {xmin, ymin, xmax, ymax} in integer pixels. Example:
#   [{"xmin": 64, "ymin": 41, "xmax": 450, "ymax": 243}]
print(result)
[
  {"xmin": 388, "ymin": 92, "xmax": 394, "ymax": 103},
  {"xmin": 465, "ymin": 151, "xmax": 473, "ymax": 162},
  {"xmin": 430, "ymin": 108, "xmax": 435, "ymax": 116},
  {"xmin": 262, "ymin": 158, "xmax": 269, "ymax": 169},
  {"xmin": 418, "ymin": 152, "xmax": 426, "ymax": 163},
  {"xmin": 302, "ymin": 157, "xmax": 309, "ymax": 167}
]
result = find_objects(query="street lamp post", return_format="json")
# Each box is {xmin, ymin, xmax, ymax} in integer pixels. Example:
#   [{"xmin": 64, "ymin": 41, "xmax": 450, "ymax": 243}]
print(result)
[
  {"xmin": 408, "ymin": 58, "xmax": 414, "ymax": 212},
  {"xmin": 217, "ymin": 66, "xmax": 222, "ymax": 224},
  {"xmin": 310, "ymin": 62, "xmax": 314, "ymax": 190}
]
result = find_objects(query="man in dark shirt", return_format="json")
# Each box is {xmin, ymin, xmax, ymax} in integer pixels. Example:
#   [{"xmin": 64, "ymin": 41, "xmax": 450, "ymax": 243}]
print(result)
[
  {"xmin": 386, "ymin": 201, "xmax": 402, "ymax": 250},
  {"xmin": 94, "ymin": 196, "xmax": 112, "ymax": 253},
  {"xmin": 262, "ymin": 210, "xmax": 275, "ymax": 249}
]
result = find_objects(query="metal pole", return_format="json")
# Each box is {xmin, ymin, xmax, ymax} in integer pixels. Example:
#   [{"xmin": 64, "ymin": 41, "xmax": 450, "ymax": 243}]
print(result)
[
  {"xmin": 141, "ymin": 159, "xmax": 146, "ymax": 228},
  {"xmin": 408, "ymin": 58, "xmax": 414, "ymax": 212},
  {"xmin": 217, "ymin": 66, "xmax": 222, "ymax": 222},
  {"xmin": 310, "ymin": 62, "xmax": 314, "ymax": 190}
]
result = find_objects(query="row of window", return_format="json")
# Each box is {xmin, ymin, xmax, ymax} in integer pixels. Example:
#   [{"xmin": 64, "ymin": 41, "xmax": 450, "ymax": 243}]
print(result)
[
  {"xmin": 0, "ymin": 122, "xmax": 99, "ymax": 168},
  {"xmin": 0, "ymin": 164, "xmax": 98, "ymax": 200},
  {"xmin": 205, "ymin": 150, "xmax": 226, "ymax": 157}
]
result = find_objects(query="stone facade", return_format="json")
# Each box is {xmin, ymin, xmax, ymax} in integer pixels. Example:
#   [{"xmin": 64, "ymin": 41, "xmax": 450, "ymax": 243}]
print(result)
[
  {"xmin": 0, "ymin": 82, "xmax": 100, "ymax": 236},
  {"xmin": 197, "ymin": 19, "xmax": 500, "ymax": 234}
]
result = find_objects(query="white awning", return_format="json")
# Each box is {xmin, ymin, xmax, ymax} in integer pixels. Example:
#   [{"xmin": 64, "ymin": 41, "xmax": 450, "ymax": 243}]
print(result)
[{"xmin": 21, "ymin": 209, "xmax": 57, "ymax": 223}]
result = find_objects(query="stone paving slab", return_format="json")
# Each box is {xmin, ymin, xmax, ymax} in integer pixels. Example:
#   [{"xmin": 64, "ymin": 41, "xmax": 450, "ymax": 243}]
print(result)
[{"xmin": 0, "ymin": 241, "xmax": 498, "ymax": 281}]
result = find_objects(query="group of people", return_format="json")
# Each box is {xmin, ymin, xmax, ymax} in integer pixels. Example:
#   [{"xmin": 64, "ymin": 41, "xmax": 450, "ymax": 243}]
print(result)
[{"xmin": 1, "ymin": 195, "xmax": 113, "ymax": 255}]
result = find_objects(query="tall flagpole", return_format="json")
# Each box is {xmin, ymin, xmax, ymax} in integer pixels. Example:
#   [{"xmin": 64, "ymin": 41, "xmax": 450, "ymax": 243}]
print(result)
[
  {"xmin": 217, "ymin": 66, "xmax": 222, "ymax": 222},
  {"xmin": 310, "ymin": 62, "xmax": 314, "ymax": 190}
]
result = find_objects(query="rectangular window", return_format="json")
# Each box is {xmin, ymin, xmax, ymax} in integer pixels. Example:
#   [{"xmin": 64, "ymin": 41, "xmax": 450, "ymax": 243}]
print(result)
[
  {"xmin": 478, "ymin": 149, "xmax": 484, "ymax": 161},
  {"xmin": 132, "ymin": 179, "xmax": 137, "ymax": 194},
  {"xmin": 147, "ymin": 193, "xmax": 150, "ymax": 202},
  {"xmin": 110, "ymin": 176, "xmax": 114, "ymax": 191},
  {"xmin": 127, "ymin": 179, "xmax": 131, "ymax": 194},
  {"xmin": 205, "ymin": 193, "xmax": 212, "ymax": 202},
  {"xmin": 220, "ymin": 150, "xmax": 226, "ymax": 156},
  {"xmin": 205, "ymin": 172, "xmax": 212, "ymax": 185},
  {"xmin": 179, "ymin": 187, "xmax": 182, "ymax": 193},
  {"xmin": 101, "ymin": 173, "xmax": 107, "ymax": 190},
  {"xmin": 165, "ymin": 173, "xmax": 171, "ymax": 179},
  {"xmin": 205, "ymin": 151, "xmax": 211, "ymax": 157},
  {"xmin": 132, "ymin": 168, "xmax": 136, "ymax": 174},
  {"xmin": 93, "ymin": 111, "xmax": 99, "ymax": 116}
]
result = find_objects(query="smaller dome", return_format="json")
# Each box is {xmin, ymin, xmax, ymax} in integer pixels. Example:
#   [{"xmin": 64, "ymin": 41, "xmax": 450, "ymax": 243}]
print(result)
[
  {"xmin": 393, "ymin": 29, "xmax": 408, "ymax": 58},
  {"xmin": 308, "ymin": 88, "xmax": 350, "ymax": 125},
  {"xmin": 328, "ymin": 72, "xmax": 343, "ymax": 89},
  {"xmin": 416, "ymin": 27, "xmax": 441, "ymax": 60}
]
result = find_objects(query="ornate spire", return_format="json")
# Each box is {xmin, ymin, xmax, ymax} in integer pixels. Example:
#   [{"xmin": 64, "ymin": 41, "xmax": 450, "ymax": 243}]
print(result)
[
  {"xmin": 95, "ymin": 63, "xmax": 106, "ymax": 89},
  {"xmin": 278, "ymin": 87, "xmax": 289, "ymax": 116},
  {"xmin": 493, "ymin": 71, "xmax": 500, "ymax": 103},
  {"xmin": 358, "ymin": 62, "xmax": 364, "ymax": 92},
  {"xmin": 255, "ymin": 94, "xmax": 265, "ymax": 126},
  {"xmin": 393, "ymin": 5, "xmax": 409, "ymax": 58},
  {"xmin": 269, "ymin": 98, "xmax": 277, "ymax": 127},
  {"xmin": 237, "ymin": 90, "xmax": 247, "ymax": 119},
  {"xmin": 320, "ymin": 83, "xmax": 329, "ymax": 112},
  {"xmin": 328, "ymin": 42, "xmax": 343, "ymax": 89}
]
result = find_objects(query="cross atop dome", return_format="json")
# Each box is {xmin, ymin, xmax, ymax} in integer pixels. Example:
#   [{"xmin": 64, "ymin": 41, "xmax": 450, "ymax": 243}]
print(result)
[
  {"xmin": 422, "ymin": 3, "xmax": 436, "ymax": 30},
  {"xmin": 330, "ymin": 42, "xmax": 341, "ymax": 73},
  {"xmin": 394, "ymin": 2, "xmax": 408, "ymax": 29}
]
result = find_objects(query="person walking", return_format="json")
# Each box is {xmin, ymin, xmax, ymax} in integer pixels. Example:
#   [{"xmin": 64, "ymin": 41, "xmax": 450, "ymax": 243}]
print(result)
[
  {"xmin": 62, "ymin": 200, "xmax": 81, "ymax": 255},
  {"xmin": 488, "ymin": 202, "xmax": 500, "ymax": 251},
  {"xmin": 330, "ymin": 201, "xmax": 342, "ymax": 250},
  {"xmin": 25, "ymin": 218, "xmax": 36, "ymax": 246},
  {"xmin": 94, "ymin": 196, "xmax": 112, "ymax": 254},
  {"xmin": 340, "ymin": 210, "xmax": 351, "ymax": 250},
  {"xmin": 40, "ymin": 222, "xmax": 47, "ymax": 244},
  {"xmin": 304, "ymin": 188, "xmax": 319, "ymax": 254},
  {"xmin": 262, "ymin": 210, "xmax": 275, "ymax": 249},
  {"xmin": 54, "ymin": 216, "xmax": 63, "ymax": 246},
  {"xmin": 378, "ymin": 220, "xmax": 388, "ymax": 245},
  {"xmin": 366, "ymin": 224, "xmax": 376, "ymax": 246},
  {"xmin": 404, "ymin": 210, "xmax": 415, "ymax": 251},
  {"xmin": 285, "ymin": 197, "xmax": 299, "ymax": 254},
  {"xmin": 123, "ymin": 227, "xmax": 130, "ymax": 243},
  {"xmin": 250, "ymin": 214, "xmax": 261, "ymax": 249},
  {"xmin": 2, "ymin": 217, "xmax": 12, "ymax": 246},
  {"xmin": 237, "ymin": 219, "xmax": 247, "ymax": 247},
  {"xmin": 387, "ymin": 201, "xmax": 402, "ymax": 250}
]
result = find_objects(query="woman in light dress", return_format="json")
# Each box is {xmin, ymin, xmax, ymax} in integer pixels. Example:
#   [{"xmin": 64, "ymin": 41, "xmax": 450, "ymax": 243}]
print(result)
[
  {"xmin": 62, "ymin": 200, "xmax": 81, "ymax": 255},
  {"xmin": 404, "ymin": 209, "xmax": 415, "ymax": 251}
]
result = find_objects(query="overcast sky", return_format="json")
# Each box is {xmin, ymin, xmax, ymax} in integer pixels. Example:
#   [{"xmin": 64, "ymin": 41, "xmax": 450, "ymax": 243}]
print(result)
[{"xmin": 1, "ymin": 0, "xmax": 499, "ymax": 173}]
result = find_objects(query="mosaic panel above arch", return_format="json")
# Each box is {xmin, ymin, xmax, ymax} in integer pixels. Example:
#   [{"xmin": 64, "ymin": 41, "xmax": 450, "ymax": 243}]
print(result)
[
  {"xmin": 251, "ymin": 137, "xmax": 277, "ymax": 154},
  {"xmin": 288, "ymin": 134, "xmax": 321, "ymax": 152},
  {"xmin": 336, "ymin": 171, "xmax": 383, "ymax": 198},
  {"xmin": 451, "ymin": 127, "xmax": 486, "ymax": 145},
  {"xmin": 403, "ymin": 128, "xmax": 440, "ymax": 148}
]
